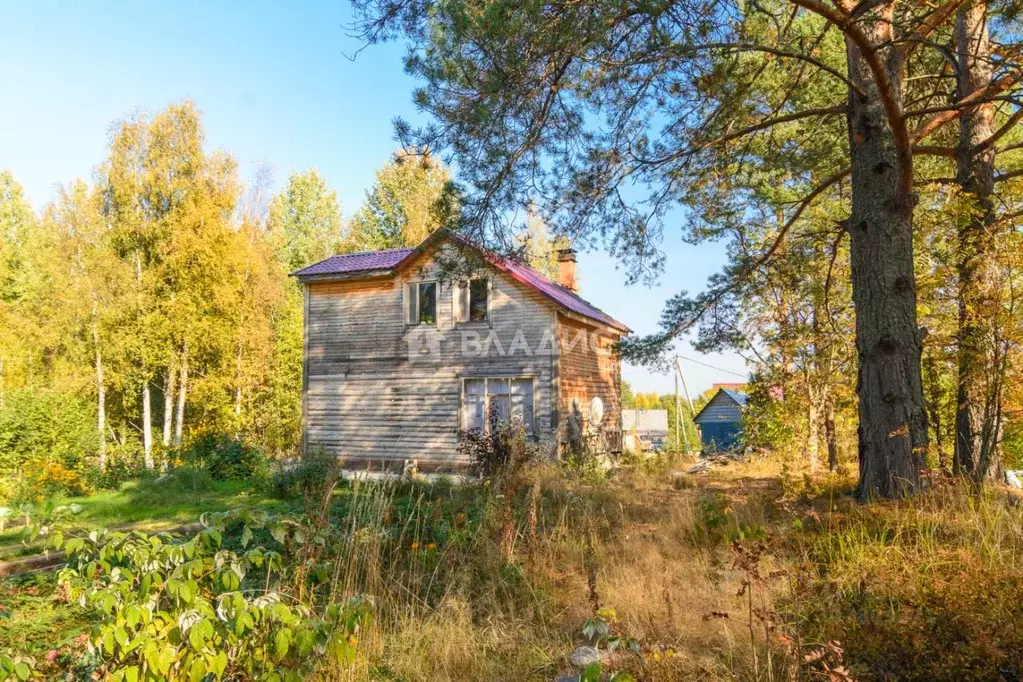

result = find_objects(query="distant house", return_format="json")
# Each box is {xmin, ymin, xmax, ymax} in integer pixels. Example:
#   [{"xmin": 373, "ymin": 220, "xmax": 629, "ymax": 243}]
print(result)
[
  {"xmin": 621, "ymin": 409, "xmax": 669, "ymax": 452},
  {"xmin": 291, "ymin": 228, "xmax": 631, "ymax": 471},
  {"xmin": 693, "ymin": 388, "xmax": 747, "ymax": 453}
]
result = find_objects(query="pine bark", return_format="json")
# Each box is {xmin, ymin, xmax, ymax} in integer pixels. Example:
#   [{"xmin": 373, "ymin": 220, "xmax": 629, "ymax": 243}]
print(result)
[
  {"xmin": 953, "ymin": 0, "xmax": 1001, "ymax": 482},
  {"xmin": 844, "ymin": 8, "xmax": 927, "ymax": 499}
]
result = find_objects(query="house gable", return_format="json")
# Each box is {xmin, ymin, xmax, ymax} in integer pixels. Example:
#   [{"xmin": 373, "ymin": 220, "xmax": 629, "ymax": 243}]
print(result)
[
  {"xmin": 294, "ymin": 229, "xmax": 630, "ymax": 334},
  {"xmin": 693, "ymin": 389, "xmax": 746, "ymax": 424}
]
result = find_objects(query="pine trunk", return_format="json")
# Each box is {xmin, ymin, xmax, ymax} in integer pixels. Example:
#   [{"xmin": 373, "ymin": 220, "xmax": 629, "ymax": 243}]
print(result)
[
  {"xmin": 844, "ymin": 9, "xmax": 927, "ymax": 499},
  {"xmin": 174, "ymin": 343, "xmax": 189, "ymax": 447},
  {"xmin": 953, "ymin": 1, "xmax": 1001, "ymax": 482},
  {"xmin": 142, "ymin": 382, "xmax": 154, "ymax": 469}
]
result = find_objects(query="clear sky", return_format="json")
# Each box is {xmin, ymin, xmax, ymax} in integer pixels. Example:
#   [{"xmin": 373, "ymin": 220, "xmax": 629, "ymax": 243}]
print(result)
[{"xmin": 0, "ymin": 0, "xmax": 748, "ymax": 395}]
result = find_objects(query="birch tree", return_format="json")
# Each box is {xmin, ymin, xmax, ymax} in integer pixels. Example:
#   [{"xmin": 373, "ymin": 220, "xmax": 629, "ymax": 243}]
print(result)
[{"xmin": 45, "ymin": 182, "xmax": 127, "ymax": 472}]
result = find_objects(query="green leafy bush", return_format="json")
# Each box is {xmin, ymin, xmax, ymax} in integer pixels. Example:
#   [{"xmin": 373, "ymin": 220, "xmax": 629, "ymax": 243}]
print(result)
[
  {"xmin": 16, "ymin": 507, "xmax": 374, "ymax": 680},
  {"xmin": 0, "ymin": 389, "xmax": 97, "ymax": 501},
  {"xmin": 268, "ymin": 449, "xmax": 340, "ymax": 502},
  {"xmin": 179, "ymin": 433, "xmax": 266, "ymax": 481}
]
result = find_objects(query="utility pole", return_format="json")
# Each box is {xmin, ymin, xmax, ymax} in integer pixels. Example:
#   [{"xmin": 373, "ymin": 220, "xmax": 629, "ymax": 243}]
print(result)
[
  {"xmin": 674, "ymin": 356, "xmax": 695, "ymax": 453},
  {"xmin": 674, "ymin": 358, "xmax": 682, "ymax": 451}
]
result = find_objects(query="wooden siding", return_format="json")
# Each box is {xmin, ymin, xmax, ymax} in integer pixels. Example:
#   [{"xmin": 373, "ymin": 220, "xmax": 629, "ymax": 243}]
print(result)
[
  {"xmin": 556, "ymin": 314, "xmax": 623, "ymax": 452},
  {"xmin": 303, "ymin": 246, "xmax": 559, "ymax": 468}
]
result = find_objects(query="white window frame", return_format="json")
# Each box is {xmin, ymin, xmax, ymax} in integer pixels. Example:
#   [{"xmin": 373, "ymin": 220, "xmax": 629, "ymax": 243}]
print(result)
[{"xmin": 459, "ymin": 376, "xmax": 536, "ymax": 436}]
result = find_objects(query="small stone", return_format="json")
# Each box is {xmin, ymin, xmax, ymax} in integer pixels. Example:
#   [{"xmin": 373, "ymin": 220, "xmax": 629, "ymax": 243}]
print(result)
[{"xmin": 569, "ymin": 646, "xmax": 605, "ymax": 669}]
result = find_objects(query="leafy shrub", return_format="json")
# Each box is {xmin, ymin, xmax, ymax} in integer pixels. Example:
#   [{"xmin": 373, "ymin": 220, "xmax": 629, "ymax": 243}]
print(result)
[
  {"xmin": 458, "ymin": 419, "xmax": 543, "ymax": 482},
  {"xmin": 90, "ymin": 447, "xmax": 147, "ymax": 491},
  {"xmin": 14, "ymin": 457, "xmax": 91, "ymax": 502},
  {"xmin": 741, "ymin": 371, "xmax": 795, "ymax": 452},
  {"xmin": 268, "ymin": 449, "xmax": 341, "ymax": 503},
  {"xmin": 18, "ymin": 506, "xmax": 373, "ymax": 680},
  {"xmin": 179, "ymin": 433, "xmax": 266, "ymax": 481},
  {"xmin": 0, "ymin": 389, "xmax": 97, "ymax": 500}
]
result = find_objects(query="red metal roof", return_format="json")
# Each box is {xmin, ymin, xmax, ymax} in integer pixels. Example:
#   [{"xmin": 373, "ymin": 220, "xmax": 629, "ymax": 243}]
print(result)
[
  {"xmin": 484, "ymin": 252, "xmax": 629, "ymax": 332},
  {"xmin": 292, "ymin": 232, "xmax": 630, "ymax": 333}
]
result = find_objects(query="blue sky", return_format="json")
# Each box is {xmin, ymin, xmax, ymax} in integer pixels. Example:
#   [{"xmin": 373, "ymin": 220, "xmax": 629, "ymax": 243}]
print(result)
[{"xmin": 0, "ymin": 0, "xmax": 747, "ymax": 395}]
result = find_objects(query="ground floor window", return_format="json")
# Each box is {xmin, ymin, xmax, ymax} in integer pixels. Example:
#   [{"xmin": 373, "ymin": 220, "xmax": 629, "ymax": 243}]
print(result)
[{"xmin": 462, "ymin": 377, "xmax": 534, "ymax": 435}]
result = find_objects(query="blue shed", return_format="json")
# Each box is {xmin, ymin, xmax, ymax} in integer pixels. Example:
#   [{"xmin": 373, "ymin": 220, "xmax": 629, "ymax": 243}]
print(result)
[{"xmin": 693, "ymin": 388, "xmax": 747, "ymax": 453}]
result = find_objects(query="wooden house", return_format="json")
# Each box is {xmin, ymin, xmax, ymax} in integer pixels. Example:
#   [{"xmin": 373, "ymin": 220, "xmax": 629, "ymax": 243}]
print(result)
[
  {"xmin": 292, "ymin": 229, "xmax": 630, "ymax": 471},
  {"xmin": 693, "ymin": 388, "xmax": 747, "ymax": 453}
]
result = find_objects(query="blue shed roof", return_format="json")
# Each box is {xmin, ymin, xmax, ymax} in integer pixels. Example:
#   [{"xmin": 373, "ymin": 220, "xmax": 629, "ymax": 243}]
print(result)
[{"xmin": 721, "ymin": 389, "xmax": 748, "ymax": 407}]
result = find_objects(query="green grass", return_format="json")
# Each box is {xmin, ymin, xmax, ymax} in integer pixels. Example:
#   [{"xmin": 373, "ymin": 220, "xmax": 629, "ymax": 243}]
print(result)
[
  {"xmin": 0, "ymin": 573, "xmax": 92, "ymax": 655},
  {"xmin": 0, "ymin": 473, "xmax": 290, "ymax": 559}
]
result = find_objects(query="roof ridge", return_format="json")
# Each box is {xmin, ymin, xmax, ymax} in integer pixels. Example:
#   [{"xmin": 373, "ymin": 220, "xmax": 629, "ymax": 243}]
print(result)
[
  {"xmin": 326, "ymin": 247, "xmax": 416, "ymax": 259},
  {"xmin": 486, "ymin": 250, "xmax": 610, "ymax": 307}
]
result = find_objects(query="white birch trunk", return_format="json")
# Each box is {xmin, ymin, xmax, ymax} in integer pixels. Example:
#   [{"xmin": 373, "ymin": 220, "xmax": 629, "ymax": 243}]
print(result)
[
  {"xmin": 174, "ymin": 342, "xmax": 188, "ymax": 447},
  {"xmin": 162, "ymin": 361, "xmax": 176, "ymax": 449},
  {"xmin": 142, "ymin": 382, "xmax": 154, "ymax": 469}
]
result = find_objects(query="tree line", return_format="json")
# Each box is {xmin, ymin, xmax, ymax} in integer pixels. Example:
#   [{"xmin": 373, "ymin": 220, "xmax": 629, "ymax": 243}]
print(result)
[
  {"xmin": 351, "ymin": 0, "xmax": 1023, "ymax": 498},
  {"xmin": 0, "ymin": 101, "xmax": 461, "ymax": 492}
]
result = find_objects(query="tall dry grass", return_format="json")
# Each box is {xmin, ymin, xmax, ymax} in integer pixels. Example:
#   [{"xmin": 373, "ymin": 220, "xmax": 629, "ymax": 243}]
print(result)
[
  {"xmin": 307, "ymin": 454, "xmax": 1023, "ymax": 681},
  {"xmin": 311, "ymin": 457, "xmax": 794, "ymax": 681}
]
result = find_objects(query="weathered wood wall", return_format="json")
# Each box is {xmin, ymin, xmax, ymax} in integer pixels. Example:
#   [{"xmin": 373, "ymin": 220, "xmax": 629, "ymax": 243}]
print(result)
[
  {"xmin": 303, "ymin": 247, "xmax": 560, "ymax": 469},
  {"xmin": 556, "ymin": 314, "xmax": 624, "ymax": 452}
]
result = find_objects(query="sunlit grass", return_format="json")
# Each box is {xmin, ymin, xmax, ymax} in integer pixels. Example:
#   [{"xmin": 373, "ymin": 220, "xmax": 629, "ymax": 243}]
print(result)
[{"xmin": 0, "ymin": 473, "xmax": 288, "ymax": 558}]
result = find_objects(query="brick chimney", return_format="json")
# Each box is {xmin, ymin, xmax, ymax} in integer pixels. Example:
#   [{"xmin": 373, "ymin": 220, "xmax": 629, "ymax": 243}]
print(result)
[{"xmin": 557, "ymin": 248, "xmax": 578, "ymax": 293}]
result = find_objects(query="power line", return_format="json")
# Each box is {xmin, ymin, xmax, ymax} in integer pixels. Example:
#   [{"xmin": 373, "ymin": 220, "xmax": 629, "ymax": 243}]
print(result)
[{"xmin": 676, "ymin": 354, "xmax": 748, "ymax": 379}]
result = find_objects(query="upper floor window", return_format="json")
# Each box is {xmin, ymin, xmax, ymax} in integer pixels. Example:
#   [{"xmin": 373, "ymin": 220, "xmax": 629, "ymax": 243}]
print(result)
[
  {"xmin": 469, "ymin": 279, "xmax": 489, "ymax": 322},
  {"xmin": 405, "ymin": 281, "xmax": 437, "ymax": 325},
  {"xmin": 456, "ymin": 278, "xmax": 490, "ymax": 323}
]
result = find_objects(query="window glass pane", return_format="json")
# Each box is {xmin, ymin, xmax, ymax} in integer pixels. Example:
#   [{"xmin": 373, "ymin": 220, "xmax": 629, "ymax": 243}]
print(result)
[
  {"xmin": 464, "ymin": 380, "xmax": 485, "ymax": 431},
  {"xmin": 418, "ymin": 282, "xmax": 437, "ymax": 325},
  {"xmin": 488, "ymin": 394, "xmax": 511, "ymax": 428},
  {"xmin": 487, "ymin": 378, "xmax": 510, "ymax": 395},
  {"xmin": 462, "ymin": 378, "xmax": 535, "ymax": 436},
  {"xmin": 469, "ymin": 279, "xmax": 488, "ymax": 322},
  {"xmin": 511, "ymin": 379, "xmax": 535, "ymax": 435}
]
